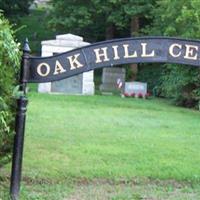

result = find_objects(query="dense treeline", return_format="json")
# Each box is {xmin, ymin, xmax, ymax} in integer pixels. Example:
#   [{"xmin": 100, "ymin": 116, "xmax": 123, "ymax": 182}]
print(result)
[
  {"xmin": 49, "ymin": 0, "xmax": 154, "ymax": 41},
  {"xmin": 49, "ymin": 0, "xmax": 200, "ymax": 108}
]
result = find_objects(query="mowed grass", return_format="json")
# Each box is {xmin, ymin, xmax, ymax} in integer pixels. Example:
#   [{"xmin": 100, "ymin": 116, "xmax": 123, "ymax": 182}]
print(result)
[
  {"xmin": 24, "ymin": 93, "xmax": 200, "ymax": 181},
  {"xmin": 1, "ymin": 93, "xmax": 200, "ymax": 199}
]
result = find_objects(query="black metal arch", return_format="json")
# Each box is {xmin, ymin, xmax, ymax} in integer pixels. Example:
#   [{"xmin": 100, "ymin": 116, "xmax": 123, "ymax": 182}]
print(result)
[{"xmin": 27, "ymin": 36, "xmax": 200, "ymax": 83}]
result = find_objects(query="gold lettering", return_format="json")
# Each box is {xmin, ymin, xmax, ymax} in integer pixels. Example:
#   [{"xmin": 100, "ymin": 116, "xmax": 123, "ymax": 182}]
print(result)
[
  {"xmin": 94, "ymin": 47, "xmax": 110, "ymax": 63},
  {"xmin": 184, "ymin": 44, "xmax": 198, "ymax": 60},
  {"xmin": 141, "ymin": 43, "xmax": 155, "ymax": 57},
  {"xmin": 169, "ymin": 43, "xmax": 182, "ymax": 57},
  {"xmin": 67, "ymin": 54, "xmax": 84, "ymax": 70},
  {"xmin": 53, "ymin": 60, "xmax": 66, "ymax": 75},
  {"xmin": 123, "ymin": 44, "xmax": 137, "ymax": 58},
  {"xmin": 112, "ymin": 45, "xmax": 120, "ymax": 60},
  {"xmin": 37, "ymin": 62, "xmax": 50, "ymax": 77}
]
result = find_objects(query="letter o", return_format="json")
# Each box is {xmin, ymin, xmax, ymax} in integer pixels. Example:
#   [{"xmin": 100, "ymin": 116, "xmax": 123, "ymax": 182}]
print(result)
[{"xmin": 37, "ymin": 63, "xmax": 50, "ymax": 77}]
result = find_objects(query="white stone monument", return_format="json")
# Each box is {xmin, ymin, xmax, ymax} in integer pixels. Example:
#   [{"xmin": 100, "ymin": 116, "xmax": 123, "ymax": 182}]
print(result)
[{"xmin": 38, "ymin": 34, "xmax": 94, "ymax": 95}]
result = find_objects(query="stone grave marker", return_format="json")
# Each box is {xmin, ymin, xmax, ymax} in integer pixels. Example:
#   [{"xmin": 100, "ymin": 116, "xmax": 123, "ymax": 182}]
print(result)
[
  {"xmin": 100, "ymin": 67, "xmax": 126, "ymax": 93},
  {"xmin": 124, "ymin": 81, "xmax": 147, "ymax": 97}
]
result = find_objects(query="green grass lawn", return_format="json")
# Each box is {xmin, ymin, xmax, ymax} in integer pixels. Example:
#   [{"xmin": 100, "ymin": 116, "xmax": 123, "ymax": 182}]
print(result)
[{"xmin": 1, "ymin": 93, "xmax": 200, "ymax": 199}]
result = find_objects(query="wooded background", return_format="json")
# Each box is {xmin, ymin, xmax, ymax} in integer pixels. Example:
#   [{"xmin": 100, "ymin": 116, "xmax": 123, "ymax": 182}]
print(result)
[{"xmin": 1, "ymin": 0, "xmax": 200, "ymax": 167}]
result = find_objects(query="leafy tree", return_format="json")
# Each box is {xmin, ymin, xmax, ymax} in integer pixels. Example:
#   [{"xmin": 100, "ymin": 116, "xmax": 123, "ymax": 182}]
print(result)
[
  {"xmin": 49, "ymin": 0, "xmax": 154, "ymax": 41},
  {"xmin": 0, "ymin": 13, "xmax": 20, "ymax": 167},
  {"xmin": 0, "ymin": 0, "xmax": 34, "ymax": 17}
]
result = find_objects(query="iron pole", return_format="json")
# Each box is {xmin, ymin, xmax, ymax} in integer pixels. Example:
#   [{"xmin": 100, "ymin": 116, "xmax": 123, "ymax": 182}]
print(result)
[{"xmin": 10, "ymin": 39, "xmax": 30, "ymax": 200}]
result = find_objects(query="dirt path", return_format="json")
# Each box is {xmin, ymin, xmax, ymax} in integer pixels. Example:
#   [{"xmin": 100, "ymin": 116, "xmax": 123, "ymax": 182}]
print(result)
[{"xmin": 65, "ymin": 179, "xmax": 200, "ymax": 200}]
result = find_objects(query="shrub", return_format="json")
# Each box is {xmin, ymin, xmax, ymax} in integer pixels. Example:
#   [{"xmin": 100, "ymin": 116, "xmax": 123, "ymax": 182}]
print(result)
[
  {"xmin": 137, "ymin": 64, "xmax": 163, "ymax": 96},
  {"xmin": 160, "ymin": 64, "xmax": 200, "ymax": 108},
  {"xmin": 0, "ymin": 13, "xmax": 20, "ymax": 168},
  {"xmin": 147, "ymin": 0, "xmax": 200, "ymax": 108}
]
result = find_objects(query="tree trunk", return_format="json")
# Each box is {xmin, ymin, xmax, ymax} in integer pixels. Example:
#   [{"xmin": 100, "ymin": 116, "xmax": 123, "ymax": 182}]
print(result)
[
  {"xmin": 131, "ymin": 16, "xmax": 139, "ymax": 36},
  {"xmin": 130, "ymin": 16, "xmax": 139, "ymax": 80},
  {"xmin": 105, "ymin": 24, "xmax": 115, "ymax": 40}
]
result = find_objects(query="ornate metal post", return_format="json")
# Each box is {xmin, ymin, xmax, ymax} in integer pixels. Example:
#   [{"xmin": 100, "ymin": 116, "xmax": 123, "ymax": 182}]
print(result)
[{"xmin": 10, "ymin": 39, "xmax": 30, "ymax": 200}]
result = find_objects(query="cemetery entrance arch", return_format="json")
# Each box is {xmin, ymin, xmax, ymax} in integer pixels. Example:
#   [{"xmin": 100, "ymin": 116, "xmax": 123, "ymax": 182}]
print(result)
[{"xmin": 10, "ymin": 37, "xmax": 200, "ymax": 200}]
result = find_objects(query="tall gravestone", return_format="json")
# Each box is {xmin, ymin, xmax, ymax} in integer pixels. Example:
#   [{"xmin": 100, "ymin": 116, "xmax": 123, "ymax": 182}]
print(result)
[
  {"xmin": 100, "ymin": 67, "xmax": 126, "ymax": 93},
  {"xmin": 38, "ymin": 34, "xmax": 95, "ymax": 95}
]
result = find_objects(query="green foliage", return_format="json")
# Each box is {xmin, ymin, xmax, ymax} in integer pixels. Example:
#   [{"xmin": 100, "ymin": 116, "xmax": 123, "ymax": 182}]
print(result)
[
  {"xmin": 48, "ymin": 0, "xmax": 98, "ymax": 41},
  {"xmin": 146, "ymin": 0, "xmax": 200, "ymax": 108},
  {"xmin": 15, "ymin": 9, "xmax": 57, "ymax": 54},
  {"xmin": 0, "ymin": 13, "xmax": 20, "ymax": 167},
  {"xmin": 49, "ymin": 0, "xmax": 154, "ymax": 41},
  {"xmin": 159, "ymin": 65, "xmax": 200, "ymax": 107},
  {"xmin": 136, "ymin": 64, "xmax": 163, "ymax": 95},
  {"xmin": 0, "ymin": 0, "xmax": 34, "ymax": 17}
]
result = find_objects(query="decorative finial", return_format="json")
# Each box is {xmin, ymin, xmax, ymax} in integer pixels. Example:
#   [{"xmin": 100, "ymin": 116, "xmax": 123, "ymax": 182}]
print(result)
[{"xmin": 23, "ymin": 38, "xmax": 31, "ymax": 53}]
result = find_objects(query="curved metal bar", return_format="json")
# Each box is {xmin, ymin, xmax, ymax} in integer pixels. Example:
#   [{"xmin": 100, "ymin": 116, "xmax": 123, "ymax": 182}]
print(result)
[{"xmin": 28, "ymin": 37, "xmax": 200, "ymax": 83}]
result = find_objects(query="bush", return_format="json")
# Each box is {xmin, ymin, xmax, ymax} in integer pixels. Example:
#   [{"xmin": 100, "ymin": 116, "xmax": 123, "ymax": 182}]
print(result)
[
  {"xmin": 148, "ymin": 0, "xmax": 200, "ymax": 108},
  {"xmin": 137, "ymin": 64, "xmax": 163, "ymax": 96},
  {"xmin": 159, "ymin": 64, "xmax": 200, "ymax": 108},
  {"xmin": 0, "ymin": 13, "xmax": 20, "ymax": 168}
]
